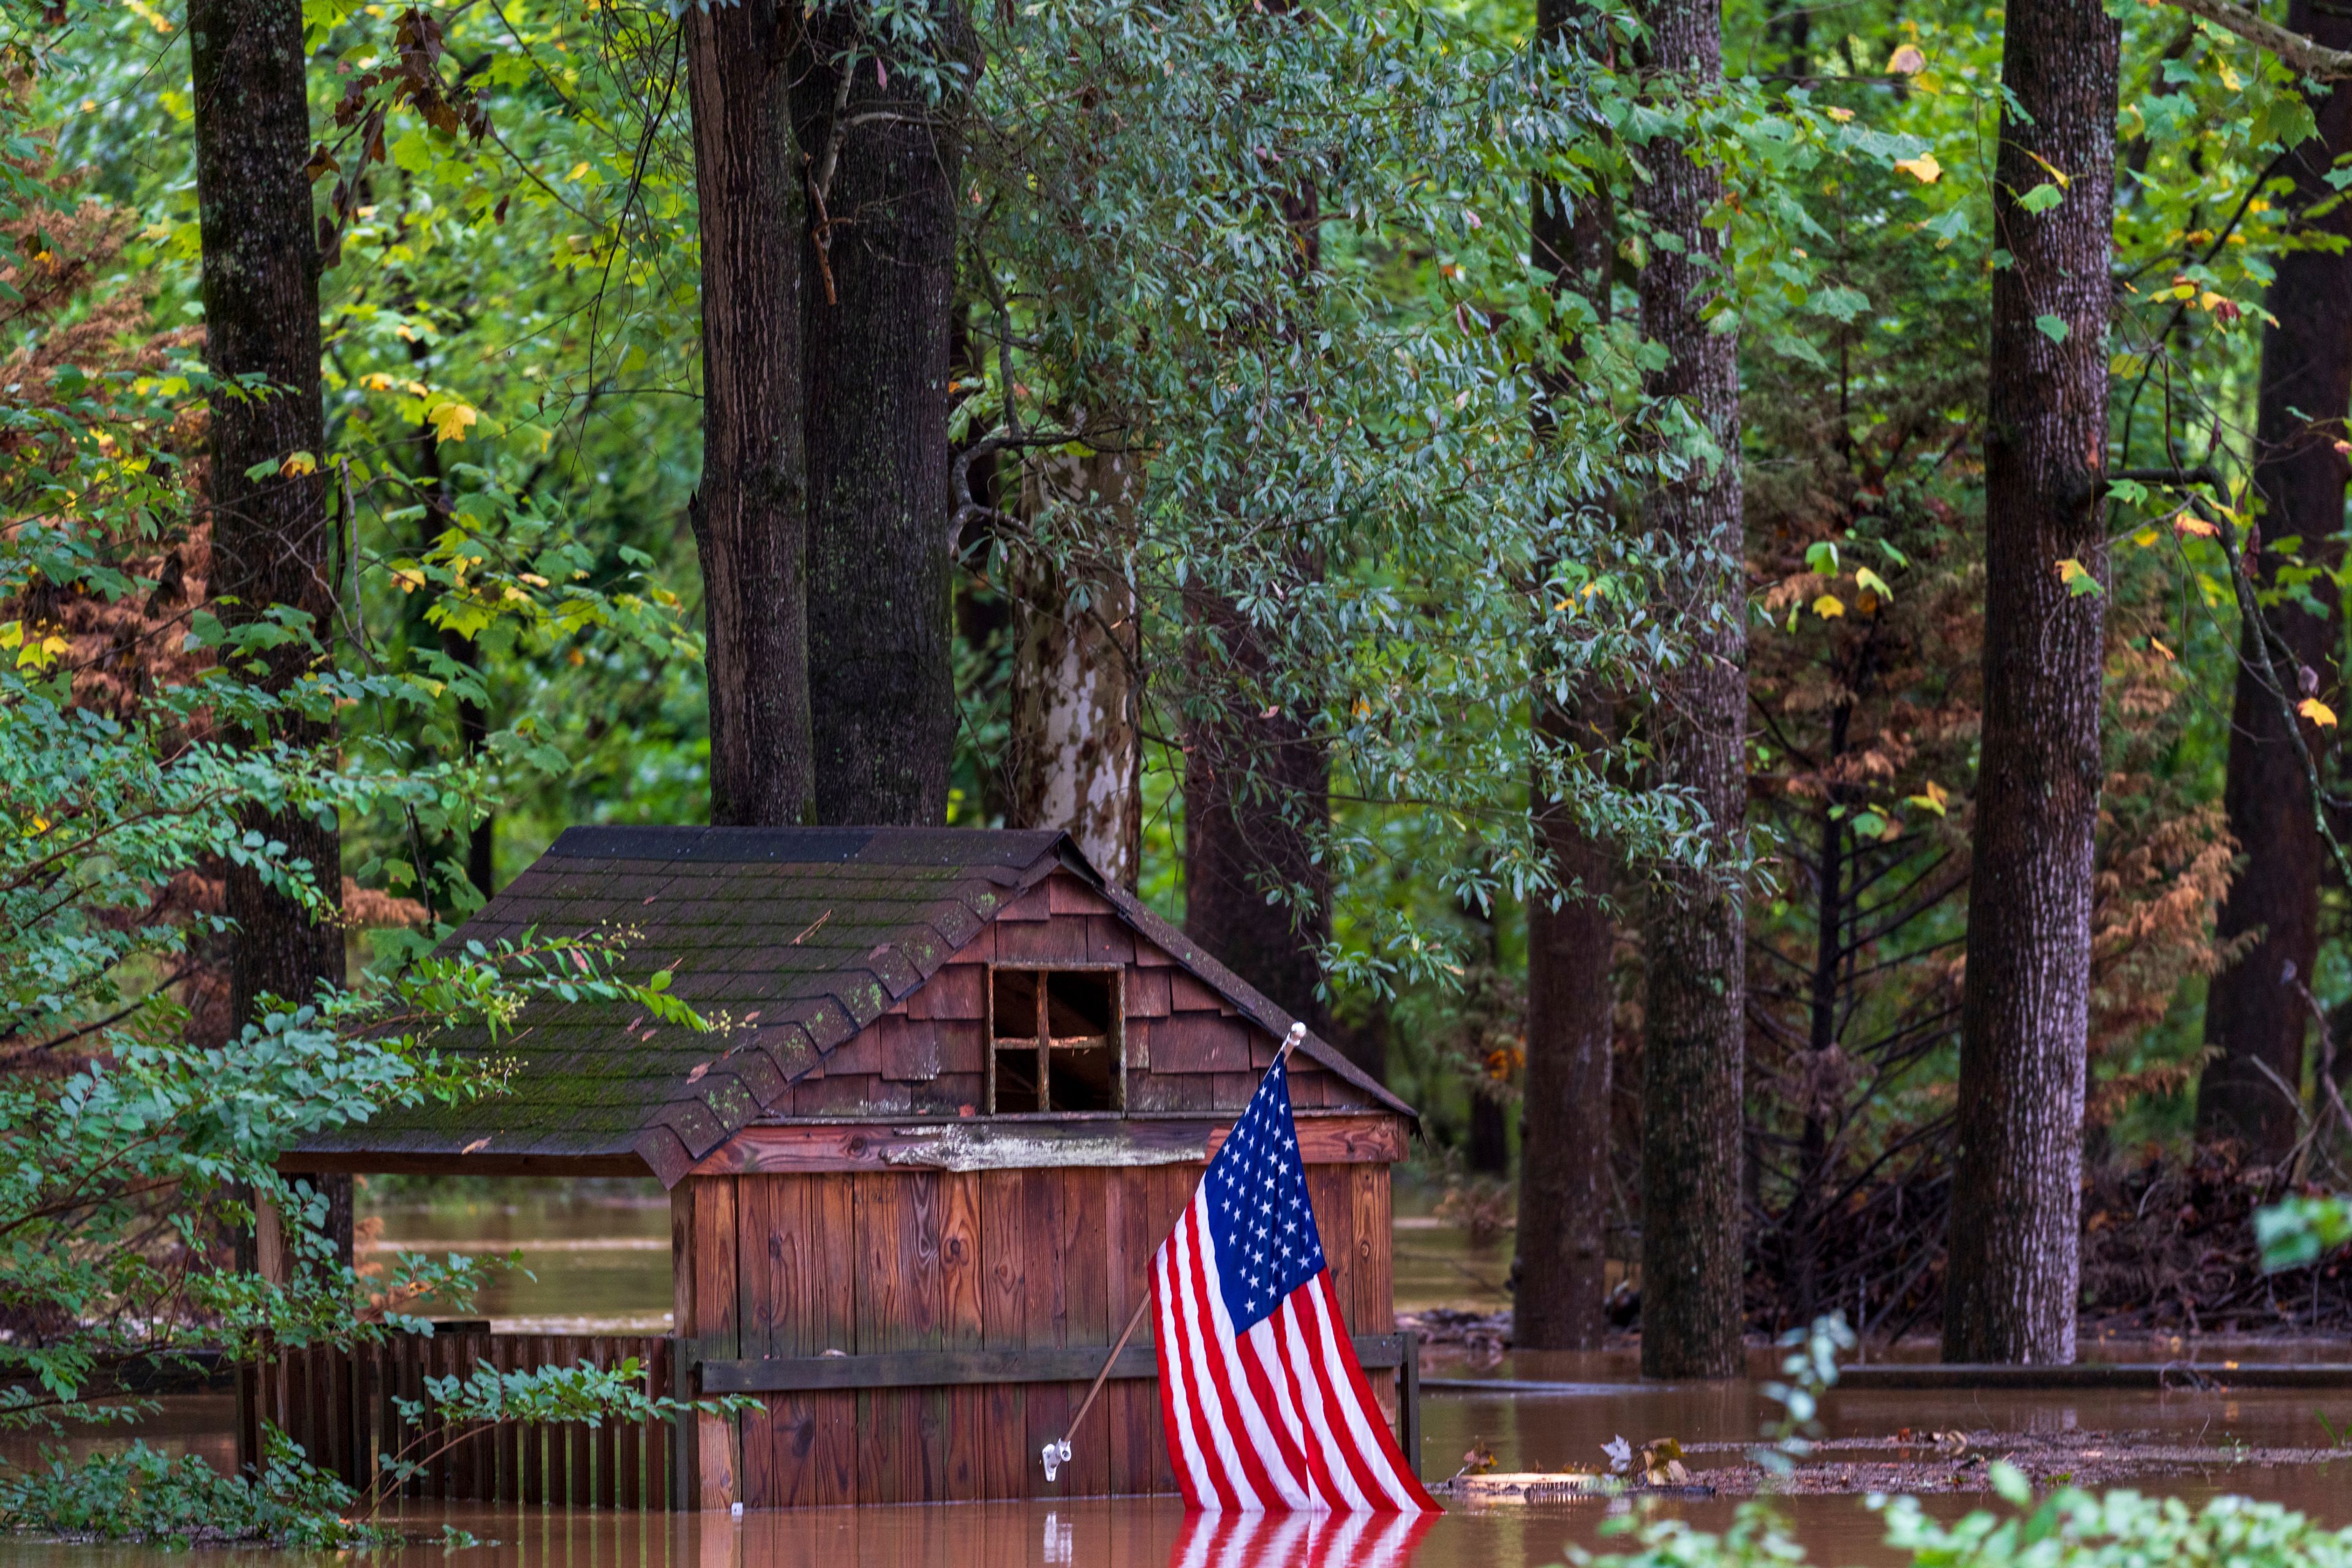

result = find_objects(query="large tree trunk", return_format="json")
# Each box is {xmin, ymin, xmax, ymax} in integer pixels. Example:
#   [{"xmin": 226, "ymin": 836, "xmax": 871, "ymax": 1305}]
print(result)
[
  {"xmin": 1183, "ymin": 608, "xmax": 1332, "ymax": 1035},
  {"xmin": 189, "ymin": 0, "xmax": 344, "ymax": 1023},
  {"xmin": 190, "ymin": 0, "xmax": 349, "ymax": 1264},
  {"xmin": 1009, "ymin": 447, "xmax": 1142, "ymax": 884},
  {"xmin": 1942, "ymin": 0, "xmax": 2116, "ymax": 1365},
  {"xmin": 797, "ymin": 6, "xmax": 974, "ymax": 826},
  {"xmin": 1634, "ymin": 0, "xmax": 1747, "ymax": 1381},
  {"xmin": 2196, "ymin": 0, "xmax": 2352, "ymax": 1162},
  {"xmin": 1516, "ymin": 40, "xmax": 1619, "ymax": 1349},
  {"xmin": 687, "ymin": 0, "xmax": 814, "ymax": 827}
]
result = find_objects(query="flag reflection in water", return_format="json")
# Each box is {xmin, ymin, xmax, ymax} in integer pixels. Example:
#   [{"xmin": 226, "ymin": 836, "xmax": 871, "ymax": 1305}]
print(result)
[{"xmin": 1168, "ymin": 1506, "xmax": 1438, "ymax": 1568}]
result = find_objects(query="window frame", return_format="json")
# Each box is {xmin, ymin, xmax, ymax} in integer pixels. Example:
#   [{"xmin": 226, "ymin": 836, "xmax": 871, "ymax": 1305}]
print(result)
[{"xmin": 984, "ymin": 962, "xmax": 1127, "ymax": 1115}]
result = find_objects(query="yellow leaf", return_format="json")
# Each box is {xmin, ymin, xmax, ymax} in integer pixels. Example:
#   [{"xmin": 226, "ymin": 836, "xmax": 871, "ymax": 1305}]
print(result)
[
  {"xmin": 1906, "ymin": 779, "xmax": 1951, "ymax": 817},
  {"xmin": 2301, "ymin": 697, "xmax": 2338, "ymax": 728},
  {"xmin": 1886, "ymin": 43, "xmax": 1927, "ymax": 73},
  {"xmin": 1894, "ymin": 154, "xmax": 1942, "ymax": 184},
  {"xmin": 428, "ymin": 401, "xmax": 480, "ymax": 443},
  {"xmin": 2056, "ymin": 557, "xmax": 2099, "ymax": 595},
  {"xmin": 279, "ymin": 450, "xmax": 317, "ymax": 477},
  {"xmin": 2174, "ymin": 513, "xmax": 2219, "ymax": 539},
  {"xmin": 1855, "ymin": 565, "xmax": 1895, "ymax": 599},
  {"xmin": 2150, "ymin": 636, "xmax": 2176, "ymax": 662},
  {"xmin": 1825, "ymin": 106, "xmax": 1855, "ymax": 123},
  {"xmin": 1813, "ymin": 594, "xmax": 1847, "ymax": 619},
  {"xmin": 2133, "ymin": 527, "xmax": 2158, "ymax": 547},
  {"xmin": 568, "ymin": 161, "xmax": 592, "ymax": 181},
  {"xmin": 360, "ymin": 372, "xmax": 399, "ymax": 392}
]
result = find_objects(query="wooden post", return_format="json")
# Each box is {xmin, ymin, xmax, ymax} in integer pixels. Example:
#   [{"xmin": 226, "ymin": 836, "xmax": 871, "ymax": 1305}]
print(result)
[{"xmin": 673, "ymin": 1178, "xmax": 742, "ymax": 1510}]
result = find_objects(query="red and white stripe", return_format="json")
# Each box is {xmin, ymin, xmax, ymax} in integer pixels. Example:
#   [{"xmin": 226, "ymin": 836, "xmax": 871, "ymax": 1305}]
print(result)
[
  {"xmin": 1152, "ymin": 1187, "xmax": 1439, "ymax": 1513},
  {"xmin": 1170, "ymin": 1500, "xmax": 1439, "ymax": 1568}
]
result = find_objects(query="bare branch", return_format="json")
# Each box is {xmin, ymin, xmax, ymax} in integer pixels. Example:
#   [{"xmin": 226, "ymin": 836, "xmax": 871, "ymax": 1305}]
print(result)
[{"xmin": 2159, "ymin": 0, "xmax": 2352, "ymax": 77}]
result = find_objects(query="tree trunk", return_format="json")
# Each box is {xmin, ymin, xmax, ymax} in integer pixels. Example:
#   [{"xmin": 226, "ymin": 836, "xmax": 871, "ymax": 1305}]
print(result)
[
  {"xmin": 1183, "ymin": 608, "xmax": 1332, "ymax": 1035},
  {"xmin": 686, "ymin": 0, "xmax": 814, "ymax": 827},
  {"xmin": 1634, "ymin": 0, "xmax": 1747, "ymax": 1381},
  {"xmin": 2196, "ymin": 0, "xmax": 2352, "ymax": 1162},
  {"xmin": 1942, "ymin": 0, "xmax": 2116, "ymax": 1365},
  {"xmin": 1516, "ymin": 50, "xmax": 1619, "ymax": 1349},
  {"xmin": 190, "ymin": 0, "xmax": 350, "ymax": 1264},
  {"xmin": 1008, "ymin": 449, "xmax": 1142, "ymax": 883},
  {"xmin": 797, "ymin": 6, "xmax": 974, "ymax": 826},
  {"xmin": 189, "ymin": 0, "xmax": 344, "ymax": 1025}
]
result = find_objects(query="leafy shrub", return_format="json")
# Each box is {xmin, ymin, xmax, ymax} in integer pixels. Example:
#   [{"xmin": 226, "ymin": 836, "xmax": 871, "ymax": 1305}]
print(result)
[{"xmin": 0, "ymin": 1430, "xmax": 379, "ymax": 1549}]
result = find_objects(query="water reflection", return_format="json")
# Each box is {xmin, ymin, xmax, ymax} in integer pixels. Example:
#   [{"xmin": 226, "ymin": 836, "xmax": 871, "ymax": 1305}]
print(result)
[{"xmin": 1169, "ymin": 1507, "xmax": 1437, "ymax": 1568}]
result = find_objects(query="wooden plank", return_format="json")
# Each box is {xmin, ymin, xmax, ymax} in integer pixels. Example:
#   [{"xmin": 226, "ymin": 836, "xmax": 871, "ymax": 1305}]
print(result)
[
  {"xmin": 521, "ymin": 1336, "xmax": 547, "ymax": 1507},
  {"xmin": 977, "ymin": 1168, "xmax": 1028, "ymax": 1500},
  {"xmin": 1102, "ymin": 1166, "xmax": 1150, "ymax": 1496},
  {"xmin": 695, "ymin": 1114, "xmax": 1404, "ymax": 1175},
  {"xmin": 1308, "ymin": 1166, "xmax": 1357, "ymax": 1333},
  {"xmin": 734, "ymin": 1175, "xmax": 779, "ymax": 1511},
  {"xmin": 1150, "ymin": 1014, "xmax": 1250, "ymax": 1074},
  {"xmin": 1352, "ymin": 1165, "xmax": 1393, "ymax": 1333},
  {"xmin": 940, "ymin": 1170, "xmax": 985, "ymax": 1500},
  {"xmin": 687, "ymin": 1180, "xmax": 741, "ymax": 1509},
  {"xmin": 1047, "ymin": 878, "xmax": 1115, "ymax": 916},
  {"xmin": 595, "ymin": 1335, "xmax": 620, "ymax": 1507},
  {"xmin": 1022, "ymin": 1167, "xmax": 1071, "ymax": 1499},
  {"xmin": 1125, "ymin": 969, "xmax": 1172, "ymax": 1019},
  {"xmin": 648, "ymin": 1338, "xmax": 674, "ymax": 1511},
  {"xmin": 618, "ymin": 1344, "xmax": 644, "ymax": 1510},
  {"xmin": 1064, "ymin": 1168, "xmax": 1110, "ymax": 1495}
]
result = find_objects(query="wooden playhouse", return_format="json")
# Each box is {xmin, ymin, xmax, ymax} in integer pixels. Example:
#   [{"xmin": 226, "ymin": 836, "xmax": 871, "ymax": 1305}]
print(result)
[{"xmin": 289, "ymin": 826, "xmax": 1422, "ymax": 1509}]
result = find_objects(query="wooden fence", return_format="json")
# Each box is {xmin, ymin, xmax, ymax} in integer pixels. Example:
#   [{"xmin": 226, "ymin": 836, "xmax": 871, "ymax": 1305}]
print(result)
[{"xmin": 238, "ymin": 1328, "xmax": 676, "ymax": 1510}]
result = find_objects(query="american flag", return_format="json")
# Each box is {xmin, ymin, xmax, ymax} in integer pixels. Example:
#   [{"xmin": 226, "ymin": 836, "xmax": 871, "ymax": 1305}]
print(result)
[
  {"xmin": 1167, "ymin": 1501, "xmax": 1437, "ymax": 1567},
  {"xmin": 1151, "ymin": 1053, "xmax": 1438, "ymax": 1512}
]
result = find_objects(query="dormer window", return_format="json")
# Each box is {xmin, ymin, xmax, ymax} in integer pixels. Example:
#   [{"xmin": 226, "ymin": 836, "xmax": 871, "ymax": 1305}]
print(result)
[{"xmin": 989, "ymin": 967, "xmax": 1122, "ymax": 1112}]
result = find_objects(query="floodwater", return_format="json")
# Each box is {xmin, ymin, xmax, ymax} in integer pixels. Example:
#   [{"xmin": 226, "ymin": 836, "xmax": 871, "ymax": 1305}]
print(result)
[{"xmin": 3, "ymin": 1180, "xmax": 2349, "ymax": 1568}]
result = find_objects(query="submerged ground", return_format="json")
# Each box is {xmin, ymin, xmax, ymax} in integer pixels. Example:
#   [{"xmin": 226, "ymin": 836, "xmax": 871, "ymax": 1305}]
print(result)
[{"xmin": 4, "ymin": 1179, "xmax": 2349, "ymax": 1568}]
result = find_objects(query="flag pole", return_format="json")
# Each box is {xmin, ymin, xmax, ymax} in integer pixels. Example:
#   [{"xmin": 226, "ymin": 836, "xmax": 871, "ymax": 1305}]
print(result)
[{"xmin": 1042, "ymin": 1021, "xmax": 1307, "ymax": 1481}]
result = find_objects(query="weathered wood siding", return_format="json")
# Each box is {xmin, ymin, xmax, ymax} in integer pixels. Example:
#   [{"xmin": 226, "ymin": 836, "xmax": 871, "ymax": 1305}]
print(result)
[
  {"xmin": 742, "ymin": 872, "xmax": 1376, "ymax": 1119},
  {"xmin": 674, "ymin": 1161, "xmax": 1396, "ymax": 1507}
]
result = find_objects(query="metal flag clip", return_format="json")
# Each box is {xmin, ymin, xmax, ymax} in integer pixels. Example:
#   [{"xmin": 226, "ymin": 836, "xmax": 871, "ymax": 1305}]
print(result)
[{"xmin": 1041, "ymin": 1438, "xmax": 1072, "ymax": 1482}]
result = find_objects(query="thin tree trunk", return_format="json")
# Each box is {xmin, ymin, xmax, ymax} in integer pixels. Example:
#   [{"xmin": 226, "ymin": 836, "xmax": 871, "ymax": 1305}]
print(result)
[
  {"xmin": 189, "ymin": 0, "xmax": 344, "ymax": 1023},
  {"xmin": 1943, "ymin": 0, "xmax": 2116, "ymax": 1365},
  {"xmin": 1516, "ymin": 40, "xmax": 1618, "ymax": 1349},
  {"xmin": 190, "ymin": 0, "xmax": 349, "ymax": 1264},
  {"xmin": 687, "ymin": 0, "xmax": 814, "ymax": 827},
  {"xmin": 1634, "ymin": 0, "xmax": 1747, "ymax": 1381},
  {"xmin": 2196, "ymin": 0, "xmax": 2352, "ymax": 1161},
  {"xmin": 1009, "ymin": 444, "xmax": 1142, "ymax": 884},
  {"xmin": 1183, "ymin": 605, "xmax": 1332, "ymax": 1035},
  {"xmin": 797, "ymin": 6, "xmax": 974, "ymax": 826}
]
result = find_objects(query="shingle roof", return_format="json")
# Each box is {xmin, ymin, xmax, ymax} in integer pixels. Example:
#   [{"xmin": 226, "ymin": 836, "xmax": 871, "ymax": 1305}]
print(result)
[{"xmin": 297, "ymin": 826, "xmax": 1409, "ymax": 1184}]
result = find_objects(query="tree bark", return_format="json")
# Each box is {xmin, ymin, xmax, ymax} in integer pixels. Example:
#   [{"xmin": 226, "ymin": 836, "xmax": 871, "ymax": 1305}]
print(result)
[
  {"xmin": 687, "ymin": 0, "xmax": 814, "ymax": 827},
  {"xmin": 1634, "ymin": 0, "xmax": 1747, "ymax": 1381},
  {"xmin": 1009, "ymin": 446, "xmax": 1142, "ymax": 884},
  {"xmin": 189, "ymin": 0, "xmax": 344, "ymax": 1026},
  {"xmin": 1516, "ymin": 47, "xmax": 1619, "ymax": 1349},
  {"xmin": 1942, "ymin": 0, "xmax": 2116, "ymax": 1365},
  {"xmin": 1183, "ymin": 606, "xmax": 1332, "ymax": 1035},
  {"xmin": 797, "ymin": 6, "xmax": 974, "ymax": 826},
  {"xmin": 2196, "ymin": 0, "xmax": 2352, "ymax": 1161}
]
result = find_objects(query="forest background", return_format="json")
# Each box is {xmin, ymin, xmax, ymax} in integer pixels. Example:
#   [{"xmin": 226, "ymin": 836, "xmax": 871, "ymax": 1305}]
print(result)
[{"xmin": 13, "ymin": 0, "xmax": 2352, "ymax": 1436}]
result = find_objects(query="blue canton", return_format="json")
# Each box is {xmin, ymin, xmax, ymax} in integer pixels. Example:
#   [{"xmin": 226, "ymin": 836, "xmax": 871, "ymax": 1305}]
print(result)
[{"xmin": 1204, "ymin": 1055, "xmax": 1325, "ymax": 1332}]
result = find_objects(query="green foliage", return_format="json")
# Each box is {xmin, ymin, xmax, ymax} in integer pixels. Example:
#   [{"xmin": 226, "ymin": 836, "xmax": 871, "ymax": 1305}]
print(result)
[
  {"xmin": 0, "ymin": 1430, "xmax": 377, "ymax": 1550},
  {"xmin": 2255, "ymin": 1194, "xmax": 2352, "ymax": 1270}
]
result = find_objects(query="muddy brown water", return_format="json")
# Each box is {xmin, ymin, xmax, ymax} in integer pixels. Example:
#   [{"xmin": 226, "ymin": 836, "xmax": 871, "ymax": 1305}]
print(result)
[{"xmin": 4, "ymin": 1183, "xmax": 2350, "ymax": 1568}]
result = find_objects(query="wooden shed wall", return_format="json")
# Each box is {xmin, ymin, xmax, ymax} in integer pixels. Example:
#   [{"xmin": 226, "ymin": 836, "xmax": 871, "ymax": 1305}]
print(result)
[
  {"xmin": 673, "ymin": 1161, "xmax": 1396, "ymax": 1508},
  {"xmin": 742, "ymin": 872, "xmax": 1375, "ymax": 1120}
]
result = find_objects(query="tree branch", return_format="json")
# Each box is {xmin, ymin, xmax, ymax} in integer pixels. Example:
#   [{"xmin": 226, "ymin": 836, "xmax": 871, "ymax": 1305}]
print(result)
[{"xmin": 2159, "ymin": 0, "xmax": 2352, "ymax": 77}]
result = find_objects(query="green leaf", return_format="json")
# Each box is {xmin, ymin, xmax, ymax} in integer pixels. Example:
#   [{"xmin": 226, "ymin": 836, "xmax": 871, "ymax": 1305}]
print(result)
[
  {"xmin": 2035, "ymin": 314, "xmax": 2071, "ymax": 344},
  {"xmin": 2018, "ymin": 182, "xmax": 2065, "ymax": 214}
]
